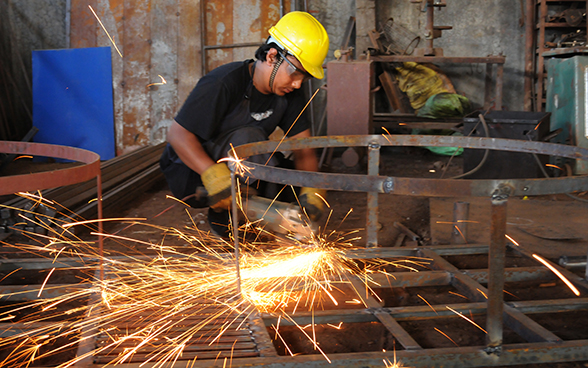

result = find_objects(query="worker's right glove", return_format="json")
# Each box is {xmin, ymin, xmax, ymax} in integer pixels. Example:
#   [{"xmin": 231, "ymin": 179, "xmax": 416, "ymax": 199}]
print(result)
[
  {"xmin": 201, "ymin": 163, "xmax": 232, "ymax": 211},
  {"xmin": 298, "ymin": 187, "xmax": 327, "ymax": 222}
]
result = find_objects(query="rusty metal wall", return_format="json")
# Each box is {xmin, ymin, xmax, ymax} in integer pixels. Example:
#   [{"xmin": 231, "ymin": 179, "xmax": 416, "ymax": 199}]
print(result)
[{"xmin": 70, "ymin": 0, "xmax": 279, "ymax": 155}]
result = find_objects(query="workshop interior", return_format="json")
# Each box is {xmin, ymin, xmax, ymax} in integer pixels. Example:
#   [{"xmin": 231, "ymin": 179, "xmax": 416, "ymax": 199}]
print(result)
[{"xmin": 2, "ymin": 1, "xmax": 588, "ymax": 367}]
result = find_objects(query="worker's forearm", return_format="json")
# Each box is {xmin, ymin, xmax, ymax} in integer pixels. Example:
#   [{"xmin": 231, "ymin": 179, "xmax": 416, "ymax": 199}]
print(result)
[
  {"xmin": 291, "ymin": 129, "xmax": 319, "ymax": 172},
  {"xmin": 167, "ymin": 121, "xmax": 215, "ymax": 175}
]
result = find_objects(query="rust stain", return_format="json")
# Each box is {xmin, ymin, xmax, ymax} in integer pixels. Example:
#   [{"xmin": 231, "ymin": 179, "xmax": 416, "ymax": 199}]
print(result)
[
  {"xmin": 70, "ymin": 0, "xmax": 97, "ymax": 48},
  {"xmin": 122, "ymin": 0, "xmax": 152, "ymax": 149},
  {"xmin": 260, "ymin": 0, "xmax": 280, "ymax": 39},
  {"xmin": 205, "ymin": 0, "xmax": 233, "ymax": 72},
  {"xmin": 96, "ymin": 0, "xmax": 124, "ymax": 155},
  {"xmin": 178, "ymin": 0, "xmax": 202, "ymax": 102}
]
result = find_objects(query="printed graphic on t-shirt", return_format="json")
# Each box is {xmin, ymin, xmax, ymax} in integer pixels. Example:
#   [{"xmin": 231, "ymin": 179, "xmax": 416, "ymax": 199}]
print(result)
[{"xmin": 251, "ymin": 109, "xmax": 273, "ymax": 121}]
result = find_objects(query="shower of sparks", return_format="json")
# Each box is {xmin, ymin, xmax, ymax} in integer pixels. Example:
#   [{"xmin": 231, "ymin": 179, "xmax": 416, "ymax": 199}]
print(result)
[
  {"xmin": 0, "ymin": 196, "xmax": 426, "ymax": 368},
  {"xmin": 88, "ymin": 5, "xmax": 123, "ymax": 58},
  {"xmin": 532, "ymin": 254, "xmax": 580, "ymax": 296},
  {"xmin": 446, "ymin": 306, "xmax": 487, "ymax": 334},
  {"xmin": 382, "ymin": 348, "xmax": 405, "ymax": 368}
]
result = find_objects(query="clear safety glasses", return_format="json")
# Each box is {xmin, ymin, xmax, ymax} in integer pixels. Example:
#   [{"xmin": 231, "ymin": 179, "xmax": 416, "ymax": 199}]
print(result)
[{"xmin": 278, "ymin": 50, "xmax": 313, "ymax": 83}]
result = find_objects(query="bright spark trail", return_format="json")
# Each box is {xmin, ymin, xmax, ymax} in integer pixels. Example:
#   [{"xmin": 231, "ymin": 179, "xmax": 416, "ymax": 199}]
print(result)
[{"xmin": 0, "ymin": 196, "xmax": 419, "ymax": 368}]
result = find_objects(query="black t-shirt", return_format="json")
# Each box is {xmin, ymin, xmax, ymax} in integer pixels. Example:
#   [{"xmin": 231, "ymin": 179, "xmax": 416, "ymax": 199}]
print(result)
[{"xmin": 175, "ymin": 60, "xmax": 309, "ymax": 143}]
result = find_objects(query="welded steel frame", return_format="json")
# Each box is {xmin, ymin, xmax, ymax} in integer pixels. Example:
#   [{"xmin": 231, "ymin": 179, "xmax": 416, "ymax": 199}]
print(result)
[
  {"xmin": 221, "ymin": 134, "xmax": 588, "ymax": 367},
  {"xmin": 0, "ymin": 141, "xmax": 104, "ymax": 278}
]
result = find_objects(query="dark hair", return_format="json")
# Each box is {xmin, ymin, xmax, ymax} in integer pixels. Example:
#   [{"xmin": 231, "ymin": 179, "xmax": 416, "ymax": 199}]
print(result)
[{"xmin": 254, "ymin": 42, "xmax": 283, "ymax": 61}]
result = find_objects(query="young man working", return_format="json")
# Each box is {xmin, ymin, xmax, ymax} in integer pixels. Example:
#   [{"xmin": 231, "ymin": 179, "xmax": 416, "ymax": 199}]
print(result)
[{"xmin": 159, "ymin": 11, "xmax": 329, "ymax": 236}]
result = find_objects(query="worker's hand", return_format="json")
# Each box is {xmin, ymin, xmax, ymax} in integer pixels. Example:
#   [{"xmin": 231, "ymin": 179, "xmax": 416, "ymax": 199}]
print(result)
[
  {"xmin": 298, "ymin": 187, "xmax": 327, "ymax": 222},
  {"xmin": 201, "ymin": 163, "xmax": 232, "ymax": 211}
]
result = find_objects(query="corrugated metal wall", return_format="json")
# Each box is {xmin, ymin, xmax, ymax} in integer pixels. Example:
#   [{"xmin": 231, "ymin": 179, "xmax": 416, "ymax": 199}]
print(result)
[{"xmin": 70, "ymin": 0, "xmax": 280, "ymax": 155}]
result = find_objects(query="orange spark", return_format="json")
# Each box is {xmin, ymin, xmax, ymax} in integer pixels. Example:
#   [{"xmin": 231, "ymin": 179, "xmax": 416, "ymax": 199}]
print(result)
[
  {"xmin": 88, "ymin": 5, "xmax": 123, "ymax": 58},
  {"xmin": 505, "ymin": 234, "xmax": 518, "ymax": 246},
  {"xmin": 545, "ymin": 164, "xmax": 562, "ymax": 170},
  {"xmin": 434, "ymin": 327, "xmax": 458, "ymax": 346},
  {"xmin": 14, "ymin": 155, "xmax": 33, "ymax": 160},
  {"xmin": 532, "ymin": 254, "xmax": 580, "ymax": 296},
  {"xmin": 62, "ymin": 217, "xmax": 146, "ymax": 228},
  {"xmin": 417, "ymin": 294, "xmax": 438, "ymax": 314},
  {"xmin": 147, "ymin": 75, "xmax": 167, "ymax": 88},
  {"xmin": 448, "ymin": 291, "xmax": 469, "ymax": 300},
  {"xmin": 38, "ymin": 268, "xmax": 56, "ymax": 297},
  {"xmin": 446, "ymin": 306, "xmax": 487, "ymax": 334}
]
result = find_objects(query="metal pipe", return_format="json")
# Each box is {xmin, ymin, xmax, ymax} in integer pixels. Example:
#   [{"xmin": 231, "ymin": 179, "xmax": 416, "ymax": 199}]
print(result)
[
  {"xmin": 97, "ymin": 172, "xmax": 103, "ymax": 281},
  {"xmin": 486, "ymin": 184, "xmax": 510, "ymax": 349},
  {"xmin": 451, "ymin": 201, "xmax": 469, "ymax": 244},
  {"xmin": 231, "ymin": 171, "xmax": 241, "ymax": 294},
  {"xmin": 524, "ymin": 0, "xmax": 535, "ymax": 111},
  {"xmin": 203, "ymin": 42, "xmax": 263, "ymax": 50},
  {"xmin": 366, "ymin": 141, "xmax": 380, "ymax": 247},
  {"xmin": 200, "ymin": 0, "xmax": 206, "ymax": 76}
]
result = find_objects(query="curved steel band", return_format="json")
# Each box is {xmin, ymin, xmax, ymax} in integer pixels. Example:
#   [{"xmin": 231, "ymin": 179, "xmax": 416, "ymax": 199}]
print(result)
[
  {"xmin": 0, "ymin": 141, "xmax": 101, "ymax": 195},
  {"xmin": 229, "ymin": 135, "xmax": 588, "ymax": 198}
]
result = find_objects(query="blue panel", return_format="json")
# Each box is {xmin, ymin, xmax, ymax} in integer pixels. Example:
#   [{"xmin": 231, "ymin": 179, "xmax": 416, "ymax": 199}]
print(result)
[{"xmin": 32, "ymin": 47, "xmax": 115, "ymax": 161}]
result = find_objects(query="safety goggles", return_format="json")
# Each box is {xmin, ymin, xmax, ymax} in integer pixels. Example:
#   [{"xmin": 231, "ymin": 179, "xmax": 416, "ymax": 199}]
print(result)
[{"xmin": 278, "ymin": 50, "xmax": 313, "ymax": 83}]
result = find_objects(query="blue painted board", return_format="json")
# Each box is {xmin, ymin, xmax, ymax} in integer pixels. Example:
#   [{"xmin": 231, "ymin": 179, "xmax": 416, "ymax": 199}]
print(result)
[{"xmin": 32, "ymin": 47, "xmax": 115, "ymax": 160}]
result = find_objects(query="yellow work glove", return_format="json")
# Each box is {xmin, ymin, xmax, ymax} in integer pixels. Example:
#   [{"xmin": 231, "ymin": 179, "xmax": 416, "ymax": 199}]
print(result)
[
  {"xmin": 201, "ymin": 163, "xmax": 232, "ymax": 211},
  {"xmin": 298, "ymin": 187, "xmax": 327, "ymax": 222}
]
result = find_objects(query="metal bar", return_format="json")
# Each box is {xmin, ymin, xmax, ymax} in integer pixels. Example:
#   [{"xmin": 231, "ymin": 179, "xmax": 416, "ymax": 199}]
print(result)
[
  {"xmin": 0, "ymin": 283, "xmax": 92, "ymax": 301},
  {"xmin": 508, "ymin": 243, "xmax": 588, "ymax": 294},
  {"xmin": 451, "ymin": 201, "xmax": 469, "ymax": 244},
  {"xmin": 524, "ymin": 0, "xmax": 535, "ymax": 111},
  {"xmin": 74, "ymin": 268, "xmax": 103, "ymax": 367},
  {"xmin": 231, "ymin": 135, "xmax": 588, "ymax": 198},
  {"xmin": 203, "ymin": 42, "xmax": 263, "ymax": 50},
  {"xmin": 348, "ymin": 276, "xmax": 421, "ymax": 350},
  {"xmin": 261, "ymin": 298, "xmax": 588, "ymax": 326},
  {"xmin": 487, "ymin": 189, "xmax": 508, "ymax": 348},
  {"xmin": 0, "ymin": 142, "xmax": 101, "ymax": 195},
  {"xmin": 495, "ymin": 63, "xmax": 504, "ymax": 110},
  {"xmin": 366, "ymin": 141, "xmax": 380, "ymax": 247},
  {"xmin": 248, "ymin": 311, "xmax": 279, "ymax": 357},
  {"xmin": 200, "ymin": 0, "xmax": 206, "ymax": 76},
  {"xmin": 138, "ymin": 339, "xmax": 588, "ymax": 368},
  {"xmin": 370, "ymin": 55, "xmax": 506, "ymax": 64},
  {"xmin": 464, "ymin": 266, "xmax": 556, "ymax": 284},
  {"xmin": 503, "ymin": 304, "xmax": 561, "ymax": 343},
  {"xmin": 231, "ymin": 171, "xmax": 241, "ymax": 294}
]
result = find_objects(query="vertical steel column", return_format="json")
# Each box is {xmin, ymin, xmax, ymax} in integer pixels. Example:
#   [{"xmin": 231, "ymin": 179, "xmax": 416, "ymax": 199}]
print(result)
[
  {"xmin": 451, "ymin": 201, "xmax": 469, "ymax": 244},
  {"xmin": 231, "ymin": 171, "xmax": 242, "ymax": 294},
  {"xmin": 486, "ymin": 184, "xmax": 511, "ymax": 350},
  {"xmin": 97, "ymin": 172, "xmax": 104, "ymax": 281},
  {"xmin": 366, "ymin": 142, "xmax": 380, "ymax": 247}
]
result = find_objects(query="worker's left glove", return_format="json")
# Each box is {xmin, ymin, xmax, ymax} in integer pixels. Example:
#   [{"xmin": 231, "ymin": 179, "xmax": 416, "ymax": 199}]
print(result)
[{"xmin": 298, "ymin": 187, "xmax": 327, "ymax": 222}]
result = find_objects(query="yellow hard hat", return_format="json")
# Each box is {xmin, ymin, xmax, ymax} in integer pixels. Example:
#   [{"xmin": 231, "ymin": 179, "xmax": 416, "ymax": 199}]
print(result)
[{"xmin": 268, "ymin": 11, "xmax": 329, "ymax": 79}]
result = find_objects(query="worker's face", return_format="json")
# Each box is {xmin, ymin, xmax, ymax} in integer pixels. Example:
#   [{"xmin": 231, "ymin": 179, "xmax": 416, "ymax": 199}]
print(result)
[{"xmin": 273, "ymin": 51, "xmax": 312, "ymax": 95}]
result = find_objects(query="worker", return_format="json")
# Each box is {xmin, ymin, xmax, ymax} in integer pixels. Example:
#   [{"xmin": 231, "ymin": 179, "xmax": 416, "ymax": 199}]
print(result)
[{"xmin": 160, "ymin": 11, "xmax": 329, "ymax": 237}]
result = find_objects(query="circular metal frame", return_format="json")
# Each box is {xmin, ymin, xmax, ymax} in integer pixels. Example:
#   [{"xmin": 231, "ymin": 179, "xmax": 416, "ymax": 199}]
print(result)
[
  {"xmin": 0, "ymin": 141, "xmax": 101, "ymax": 195},
  {"xmin": 230, "ymin": 135, "xmax": 588, "ymax": 197}
]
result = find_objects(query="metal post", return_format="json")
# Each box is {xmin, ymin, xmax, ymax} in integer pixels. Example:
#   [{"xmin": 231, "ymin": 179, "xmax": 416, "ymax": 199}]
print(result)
[
  {"xmin": 366, "ymin": 142, "xmax": 380, "ymax": 247},
  {"xmin": 97, "ymin": 172, "xmax": 104, "ymax": 281},
  {"xmin": 451, "ymin": 201, "xmax": 469, "ymax": 244},
  {"xmin": 486, "ymin": 184, "xmax": 511, "ymax": 350},
  {"xmin": 231, "ymin": 171, "xmax": 242, "ymax": 294}
]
